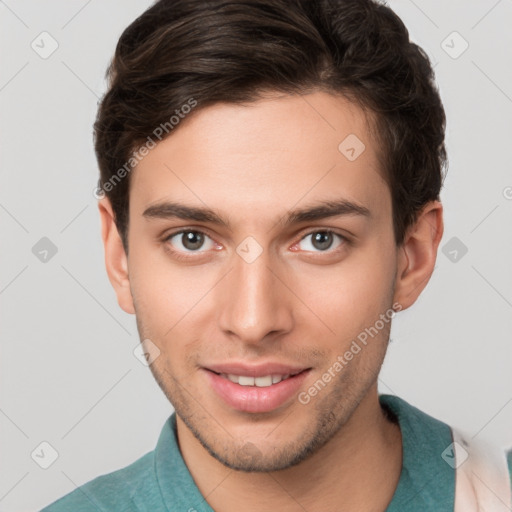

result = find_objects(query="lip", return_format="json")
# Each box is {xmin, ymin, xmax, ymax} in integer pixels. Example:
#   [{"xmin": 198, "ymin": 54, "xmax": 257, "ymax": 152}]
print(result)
[
  {"xmin": 203, "ymin": 363, "xmax": 311, "ymax": 414},
  {"xmin": 206, "ymin": 362, "xmax": 308, "ymax": 377}
]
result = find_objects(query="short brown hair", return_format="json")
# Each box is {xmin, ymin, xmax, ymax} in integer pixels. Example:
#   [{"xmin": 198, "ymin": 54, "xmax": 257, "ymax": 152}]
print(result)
[{"xmin": 94, "ymin": 0, "xmax": 447, "ymax": 249}]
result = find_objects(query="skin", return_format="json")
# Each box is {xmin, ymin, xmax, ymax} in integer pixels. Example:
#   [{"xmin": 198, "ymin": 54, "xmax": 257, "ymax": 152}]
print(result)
[{"xmin": 99, "ymin": 91, "xmax": 443, "ymax": 512}]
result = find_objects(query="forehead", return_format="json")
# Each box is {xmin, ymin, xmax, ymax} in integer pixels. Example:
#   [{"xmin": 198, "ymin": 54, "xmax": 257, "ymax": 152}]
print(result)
[{"xmin": 130, "ymin": 91, "xmax": 389, "ymax": 224}]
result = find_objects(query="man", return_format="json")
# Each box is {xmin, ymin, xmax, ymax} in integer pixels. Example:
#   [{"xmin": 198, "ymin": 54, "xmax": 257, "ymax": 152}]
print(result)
[{"xmin": 41, "ymin": 0, "xmax": 512, "ymax": 510}]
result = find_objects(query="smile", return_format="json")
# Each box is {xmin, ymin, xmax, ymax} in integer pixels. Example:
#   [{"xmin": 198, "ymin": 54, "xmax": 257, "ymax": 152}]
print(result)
[
  {"xmin": 204, "ymin": 367, "xmax": 311, "ymax": 413},
  {"xmin": 217, "ymin": 372, "xmax": 302, "ymax": 387}
]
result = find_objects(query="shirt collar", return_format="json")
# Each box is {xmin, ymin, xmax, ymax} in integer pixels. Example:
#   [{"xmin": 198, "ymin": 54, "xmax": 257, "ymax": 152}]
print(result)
[
  {"xmin": 155, "ymin": 414, "xmax": 215, "ymax": 512},
  {"xmin": 380, "ymin": 394, "xmax": 455, "ymax": 510}
]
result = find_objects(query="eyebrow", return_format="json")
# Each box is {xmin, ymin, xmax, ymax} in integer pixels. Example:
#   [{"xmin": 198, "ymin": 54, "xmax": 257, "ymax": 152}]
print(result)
[{"xmin": 142, "ymin": 198, "xmax": 371, "ymax": 228}]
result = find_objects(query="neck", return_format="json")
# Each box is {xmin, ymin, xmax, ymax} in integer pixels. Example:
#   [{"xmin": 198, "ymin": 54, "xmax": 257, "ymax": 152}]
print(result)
[{"xmin": 176, "ymin": 387, "xmax": 402, "ymax": 512}]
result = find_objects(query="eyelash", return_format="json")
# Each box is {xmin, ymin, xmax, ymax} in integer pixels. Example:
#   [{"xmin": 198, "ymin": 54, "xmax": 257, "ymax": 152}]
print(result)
[{"xmin": 162, "ymin": 228, "xmax": 349, "ymax": 261}]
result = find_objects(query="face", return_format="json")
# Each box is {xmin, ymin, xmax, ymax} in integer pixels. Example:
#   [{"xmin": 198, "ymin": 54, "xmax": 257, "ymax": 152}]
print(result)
[{"xmin": 122, "ymin": 91, "xmax": 401, "ymax": 471}]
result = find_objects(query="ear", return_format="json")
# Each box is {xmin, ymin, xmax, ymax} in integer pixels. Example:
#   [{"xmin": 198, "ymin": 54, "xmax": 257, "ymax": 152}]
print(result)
[
  {"xmin": 392, "ymin": 200, "xmax": 444, "ymax": 311},
  {"xmin": 98, "ymin": 198, "xmax": 135, "ymax": 315}
]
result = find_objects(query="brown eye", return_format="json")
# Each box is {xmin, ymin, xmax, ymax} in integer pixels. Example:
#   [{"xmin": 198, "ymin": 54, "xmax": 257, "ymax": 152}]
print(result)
[
  {"xmin": 180, "ymin": 231, "xmax": 205, "ymax": 250},
  {"xmin": 165, "ymin": 230, "xmax": 215, "ymax": 253},
  {"xmin": 311, "ymin": 232, "xmax": 334, "ymax": 251},
  {"xmin": 298, "ymin": 230, "xmax": 346, "ymax": 252}
]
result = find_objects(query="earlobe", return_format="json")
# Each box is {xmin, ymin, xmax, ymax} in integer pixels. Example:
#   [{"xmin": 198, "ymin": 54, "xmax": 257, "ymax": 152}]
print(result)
[
  {"xmin": 393, "ymin": 201, "xmax": 444, "ymax": 311},
  {"xmin": 98, "ymin": 198, "xmax": 135, "ymax": 315}
]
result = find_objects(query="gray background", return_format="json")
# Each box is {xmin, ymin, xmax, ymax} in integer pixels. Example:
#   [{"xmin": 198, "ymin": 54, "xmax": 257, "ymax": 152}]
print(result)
[{"xmin": 1, "ymin": 1, "xmax": 511, "ymax": 510}]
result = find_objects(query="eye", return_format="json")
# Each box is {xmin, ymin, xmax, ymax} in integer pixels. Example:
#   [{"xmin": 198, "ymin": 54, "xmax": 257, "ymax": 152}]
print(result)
[
  {"xmin": 296, "ymin": 230, "xmax": 346, "ymax": 252},
  {"xmin": 165, "ymin": 230, "xmax": 217, "ymax": 253}
]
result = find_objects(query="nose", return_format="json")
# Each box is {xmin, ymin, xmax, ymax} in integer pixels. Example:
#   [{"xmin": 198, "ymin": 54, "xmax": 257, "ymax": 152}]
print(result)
[{"xmin": 217, "ymin": 246, "xmax": 294, "ymax": 345}]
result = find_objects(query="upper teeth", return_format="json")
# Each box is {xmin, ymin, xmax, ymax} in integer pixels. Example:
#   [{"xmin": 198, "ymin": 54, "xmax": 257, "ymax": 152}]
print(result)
[{"xmin": 222, "ymin": 374, "xmax": 291, "ymax": 387}]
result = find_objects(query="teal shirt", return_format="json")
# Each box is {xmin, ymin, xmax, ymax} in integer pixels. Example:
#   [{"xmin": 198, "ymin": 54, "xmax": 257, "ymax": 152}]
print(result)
[{"xmin": 39, "ymin": 394, "xmax": 508, "ymax": 511}]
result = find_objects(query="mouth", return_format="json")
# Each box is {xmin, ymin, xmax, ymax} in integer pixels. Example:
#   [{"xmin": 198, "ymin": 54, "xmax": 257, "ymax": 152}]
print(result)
[
  {"xmin": 203, "ymin": 364, "xmax": 311, "ymax": 413},
  {"xmin": 212, "ymin": 371, "xmax": 304, "ymax": 387}
]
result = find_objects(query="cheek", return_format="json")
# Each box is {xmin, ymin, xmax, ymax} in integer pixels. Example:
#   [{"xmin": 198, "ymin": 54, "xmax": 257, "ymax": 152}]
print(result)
[
  {"xmin": 128, "ymin": 248, "xmax": 215, "ymax": 333},
  {"xmin": 291, "ymin": 247, "xmax": 395, "ymax": 330}
]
